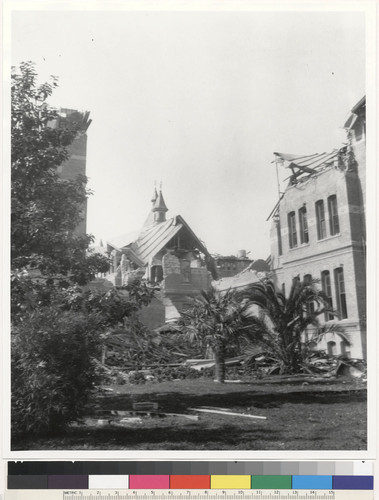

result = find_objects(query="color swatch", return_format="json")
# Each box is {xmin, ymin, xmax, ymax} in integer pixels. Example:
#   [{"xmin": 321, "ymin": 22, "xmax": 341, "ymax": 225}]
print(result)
[{"xmin": 7, "ymin": 461, "xmax": 374, "ymax": 491}]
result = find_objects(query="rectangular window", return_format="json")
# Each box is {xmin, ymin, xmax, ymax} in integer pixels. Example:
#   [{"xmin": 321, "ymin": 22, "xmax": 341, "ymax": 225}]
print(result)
[
  {"xmin": 304, "ymin": 273, "xmax": 315, "ymax": 314},
  {"xmin": 180, "ymin": 260, "xmax": 191, "ymax": 283},
  {"xmin": 328, "ymin": 195, "xmax": 340, "ymax": 236},
  {"xmin": 334, "ymin": 267, "xmax": 348, "ymax": 319},
  {"xmin": 276, "ymin": 220, "xmax": 283, "ymax": 256},
  {"xmin": 288, "ymin": 211, "xmax": 297, "ymax": 248},
  {"xmin": 321, "ymin": 270, "xmax": 333, "ymax": 321},
  {"xmin": 316, "ymin": 200, "xmax": 326, "ymax": 240},
  {"xmin": 298, "ymin": 206, "xmax": 309, "ymax": 244}
]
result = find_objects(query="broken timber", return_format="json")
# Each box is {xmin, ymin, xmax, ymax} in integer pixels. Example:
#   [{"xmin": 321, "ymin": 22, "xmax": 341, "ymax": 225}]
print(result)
[{"xmin": 188, "ymin": 407, "xmax": 267, "ymax": 420}]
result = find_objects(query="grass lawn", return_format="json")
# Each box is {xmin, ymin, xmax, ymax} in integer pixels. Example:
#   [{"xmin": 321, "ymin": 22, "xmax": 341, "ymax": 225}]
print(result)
[{"xmin": 12, "ymin": 377, "xmax": 367, "ymax": 451}]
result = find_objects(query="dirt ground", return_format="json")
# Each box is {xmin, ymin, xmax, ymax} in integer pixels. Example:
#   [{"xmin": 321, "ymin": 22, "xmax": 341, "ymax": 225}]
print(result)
[{"xmin": 12, "ymin": 376, "xmax": 367, "ymax": 451}]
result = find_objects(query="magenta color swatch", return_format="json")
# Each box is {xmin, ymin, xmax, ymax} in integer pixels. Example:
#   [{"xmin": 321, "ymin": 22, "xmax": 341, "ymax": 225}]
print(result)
[{"xmin": 129, "ymin": 475, "xmax": 170, "ymax": 489}]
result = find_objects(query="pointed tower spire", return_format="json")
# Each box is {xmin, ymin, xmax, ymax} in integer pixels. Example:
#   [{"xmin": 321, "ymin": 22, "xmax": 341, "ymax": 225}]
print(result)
[
  {"xmin": 153, "ymin": 189, "xmax": 168, "ymax": 223},
  {"xmin": 151, "ymin": 182, "xmax": 158, "ymax": 204},
  {"xmin": 143, "ymin": 183, "xmax": 163, "ymax": 228}
]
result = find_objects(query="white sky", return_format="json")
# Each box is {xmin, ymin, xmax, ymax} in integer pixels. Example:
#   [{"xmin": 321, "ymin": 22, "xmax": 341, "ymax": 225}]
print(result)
[{"xmin": 11, "ymin": 8, "xmax": 365, "ymax": 258}]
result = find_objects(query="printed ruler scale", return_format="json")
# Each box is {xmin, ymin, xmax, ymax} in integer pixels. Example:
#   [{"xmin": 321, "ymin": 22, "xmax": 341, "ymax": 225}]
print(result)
[{"xmin": 3, "ymin": 491, "xmax": 375, "ymax": 500}]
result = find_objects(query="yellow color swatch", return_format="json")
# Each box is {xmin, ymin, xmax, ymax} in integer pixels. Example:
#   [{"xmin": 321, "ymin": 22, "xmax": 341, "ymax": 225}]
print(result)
[{"xmin": 211, "ymin": 475, "xmax": 251, "ymax": 489}]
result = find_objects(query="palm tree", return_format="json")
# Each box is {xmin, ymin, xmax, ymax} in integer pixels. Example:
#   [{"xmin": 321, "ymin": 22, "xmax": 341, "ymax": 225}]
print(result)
[
  {"xmin": 239, "ymin": 278, "xmax": 344, "ymax": 374},
  {"xmin": 180, "ymin": 287, "xmax": 256, "ymax": 383}
]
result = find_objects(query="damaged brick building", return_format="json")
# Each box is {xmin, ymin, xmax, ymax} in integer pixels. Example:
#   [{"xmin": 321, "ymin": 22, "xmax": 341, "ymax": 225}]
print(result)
[
  {"xmin": 269, "ymin": 97, "xmax": 366, "ymax": 359},
  {"xmin": 105, "ymin": 189, "xmax": 214, "ymax": 328}
]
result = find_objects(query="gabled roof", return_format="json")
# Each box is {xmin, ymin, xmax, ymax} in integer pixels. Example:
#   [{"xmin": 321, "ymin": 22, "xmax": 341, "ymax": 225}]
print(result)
[
  {"xmin": 107, "ymin": 215, "xmax": 210, "ymax": 266},
  {"xmin": 107, "ymin": 231, "xmax": 140, "ymax": 251}
]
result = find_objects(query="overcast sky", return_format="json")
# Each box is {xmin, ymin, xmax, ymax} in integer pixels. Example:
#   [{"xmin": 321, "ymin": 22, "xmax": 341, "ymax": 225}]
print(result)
[{"xmin": 11, "ymin": 7, "xmax": 365, "ymax": 258}]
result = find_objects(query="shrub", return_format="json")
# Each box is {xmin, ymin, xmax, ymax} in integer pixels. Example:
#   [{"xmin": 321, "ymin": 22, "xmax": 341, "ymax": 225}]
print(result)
[
  {"xmin": 11, "ymin": 308, "xmax": 104, "ymax": 438},
  {"xmin": 151, "ymin": 365, "xmax": 202, "ymax": 382}
]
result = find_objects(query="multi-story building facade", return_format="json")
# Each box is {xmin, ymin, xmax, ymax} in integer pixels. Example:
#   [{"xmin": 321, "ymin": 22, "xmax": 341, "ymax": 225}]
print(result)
[
  {"xmin": 51, "ymin": 108, "xmax": 92, "ymax": 235},
  {"xmin": 214, "ymin": 251, "xmax": 253, "ymax": 279},
  {"xmin": 269, "ymin": 97, "xmax": 366, "ymax": 359}
]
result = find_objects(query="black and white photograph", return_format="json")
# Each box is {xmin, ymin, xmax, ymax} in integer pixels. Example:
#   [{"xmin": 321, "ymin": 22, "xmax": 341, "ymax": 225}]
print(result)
[{"xmin": 6, "ymin": 2, "xmax": 373, "ymax": 453}]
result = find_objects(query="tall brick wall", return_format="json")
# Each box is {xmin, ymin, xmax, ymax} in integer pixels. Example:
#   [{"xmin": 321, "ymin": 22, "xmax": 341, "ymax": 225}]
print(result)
[
  {"xmin": 270, "ymin": 166, "xmax": 366, "ymax": 358},
  {"xmin": 57, "ymin": 133, "xmax": 88, "ymax": 235}
]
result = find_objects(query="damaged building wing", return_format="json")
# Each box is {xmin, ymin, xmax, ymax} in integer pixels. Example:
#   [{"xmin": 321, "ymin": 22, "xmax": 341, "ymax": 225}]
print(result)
[
  {"xmin": 268, "ymin": 148, "xmax": 347, "ymax": 221},
  {"xmin": 269, "ymin": 96, "xmax": 366, "ymax": 360},
  {"xmin": 273, "ymin": 149, "xmax": 343, "ymax": 185}
]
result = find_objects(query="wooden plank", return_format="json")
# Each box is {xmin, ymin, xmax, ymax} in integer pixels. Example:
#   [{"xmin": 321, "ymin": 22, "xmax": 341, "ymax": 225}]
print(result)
[{"xmin": 188, "ymin": 407, "xmax": 267, "ymax": 420}]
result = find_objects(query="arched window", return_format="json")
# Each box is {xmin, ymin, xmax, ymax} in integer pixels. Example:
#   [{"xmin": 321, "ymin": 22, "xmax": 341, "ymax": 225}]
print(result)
[
  {"xmin": 340, "ymin": 340, "xmax": 351, "ymax": 358},
  {"xmin": 298, "ymin": 206, "xmax": 309, "ymax": 244},
  {"xmin": 304, "ymin": 274, "xmax": 315, "ymax": 314},
  {"xmin": 315, "ymin": 200, "xmax": 326, "ymax": 239},
  {"xmin": 327, "ymin": 341, "xmax": 337, "ymax": 356},
  {"xmin": 321, "ymin": 270, "xmax": 333, "ymax": 321},
  {"xmin": 334, "ymin": 267, "xmax": 348, "ymax": 318},
  {"xmin": 288, "ymin": 211, "xmax": 297, "ymax": 248},
  {"xmin": 328, "ymin": 195, "xmax": 340, "ymax": 236}
]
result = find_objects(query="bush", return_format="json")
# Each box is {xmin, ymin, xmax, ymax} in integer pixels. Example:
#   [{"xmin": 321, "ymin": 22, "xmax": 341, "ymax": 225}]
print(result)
[
  {"xmin": 151, "ymin": 365, "xmax": 202, "ymax": 382},
  {"xmin": 11, "ymin": 308, "xmax": 104, "ymax": 438}
]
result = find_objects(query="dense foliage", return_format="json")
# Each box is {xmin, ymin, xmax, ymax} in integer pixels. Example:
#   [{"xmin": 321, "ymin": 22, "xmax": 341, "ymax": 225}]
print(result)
[
  {"xmin": 10, "ymin": 63, "xmax": 153, "ymax": 438},
  {"xmin": 12, "ymin": 309, "xmax": 104, "ymax": 437},
  {"xmin": 180, "ymin": 288, "xmax": 259, "ymax": 383},
  {"xmin": 240, "ymin": 278, "xmax": 346, "ymax": 374}
]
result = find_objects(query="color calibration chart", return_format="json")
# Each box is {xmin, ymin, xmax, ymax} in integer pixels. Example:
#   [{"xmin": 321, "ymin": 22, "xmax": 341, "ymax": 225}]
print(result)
[{"xmin": 5, "ymin": 461, "xmax": 374, "ymax": 500}]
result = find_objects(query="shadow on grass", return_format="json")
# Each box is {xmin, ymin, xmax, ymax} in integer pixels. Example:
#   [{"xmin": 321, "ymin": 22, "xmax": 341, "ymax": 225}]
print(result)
[
  {"xmin": 98, "ymin": 388, "xmax": 366, "ymax": 412},
  {"xmin": 12, "ymin": 424, "xmax": 281, "ymax": 450}
]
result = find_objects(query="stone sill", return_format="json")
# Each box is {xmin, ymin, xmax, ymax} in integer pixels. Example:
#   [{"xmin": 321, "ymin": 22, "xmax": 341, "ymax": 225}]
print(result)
[{"xmin": 286, "ymin": 233, "xmax": 341, "ymax": 252}]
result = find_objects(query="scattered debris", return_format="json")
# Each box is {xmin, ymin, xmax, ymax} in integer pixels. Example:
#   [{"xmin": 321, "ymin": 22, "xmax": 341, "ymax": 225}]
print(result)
[
  {"xmin": 164, "ymin": 413, "xmax": 199, "ymax": 421},
  {"xmin": 132, "ymin": 402, "xmax": 158, "ymax": 411},
  {"xmin": 198, "ymin": 406, "xmax": 230, "ymax": 412},
  {"xmin": 97, "ymin": 419, "xmax": 110, "ymax": 426},
  {"xmin": 214, "ymin": 379, "xmax": 242, "ymax": 384},
  {"xmin": 119, "ymin": 417, "xmax": 143, "ymax": 425},
  {"xmin": 94, "ymin": 408, "xmax": 199, "ymax": 422},
  {"xmin": 188, "ymin": 408, "xmax": 267, "ymax": 420},
  {"xmin": 336, "ymin": 361, "xmax": 366, "ymax": 378}
]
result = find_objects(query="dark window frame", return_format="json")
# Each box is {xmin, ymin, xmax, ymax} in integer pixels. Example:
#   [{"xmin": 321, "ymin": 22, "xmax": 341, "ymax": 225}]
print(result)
[
  {"xmin": 321, "ymin": 270, "xmax": 334, "ymax": 321},
  {"xmin": 298, "ymin": 206, "xmax": 309, "ymax": 244},
  {"xmin": 334, "ymin": 267, "xmax": 348, "ymax": 319},
  {"xmin": 328, "ymin": 195, "xmax": 340, "ymax": 236},
  {"xmin": 304, "ymin": 273, "xmax": 315, "ymax": 315},
  {"xmin": 276, "ymin": 219, "xmax": 283, "ymax": 256},
  {"xmin": 288, "ymin": 211, "xmax": 298, "ymax": 248},
  {"xmin": 316, "ymin": 200, "xmax": 327, "ymax": 240}
]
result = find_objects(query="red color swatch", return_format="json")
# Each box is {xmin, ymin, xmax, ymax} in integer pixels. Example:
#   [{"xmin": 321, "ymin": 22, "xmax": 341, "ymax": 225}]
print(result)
[{"xmin": 170, "ymin": 475, "xmax": 211, "ymax": 489}]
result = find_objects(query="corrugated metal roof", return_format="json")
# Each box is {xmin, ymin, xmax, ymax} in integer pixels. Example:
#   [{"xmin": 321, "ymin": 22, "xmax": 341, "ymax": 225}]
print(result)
[
  {"xmin": 107, "ymin": 231, "xmax": 140, "ymax": 250},
  {"xmin": 107, "ymin": 215, "xmax": 210, "ymax": 266},
  {"xmin": 274, "ymin": 149, "xmax": 340, "ymax": 180},
  {"xmin": 135, "ymin": 218, "xmax": 183, "ymax": 264}
]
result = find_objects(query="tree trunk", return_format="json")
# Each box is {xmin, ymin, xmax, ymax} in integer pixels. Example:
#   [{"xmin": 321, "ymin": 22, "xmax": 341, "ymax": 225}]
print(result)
[{"xmin": 214, "ymin": 347, "xmax": 225, "ymax": 383}]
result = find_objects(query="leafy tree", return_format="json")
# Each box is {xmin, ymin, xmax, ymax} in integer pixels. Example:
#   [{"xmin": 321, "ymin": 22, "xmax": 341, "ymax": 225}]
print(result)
[
  {"xmin": 240, "ymin": 278, "xmax": 345, "ymax": 374},
  {"xmin": 11, "ymin": 61, "xmax": 109, "ymax": 284},
  {"xmin": 10, "ymin": 63, "xmax": 154, "ymax": 439},
  {"xmin": 180, "ymin": 287, "xmax": 258, "ymax": 383}
]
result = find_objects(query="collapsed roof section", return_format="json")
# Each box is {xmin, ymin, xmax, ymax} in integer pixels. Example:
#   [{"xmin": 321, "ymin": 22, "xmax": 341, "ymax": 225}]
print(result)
[
  {"xmin": 273, "ymin": 149, "xmax": 342, "ymax": 184},
  {"xmin": 267, "ymin": 148, "xmax": 345, "ymax": 221}
]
